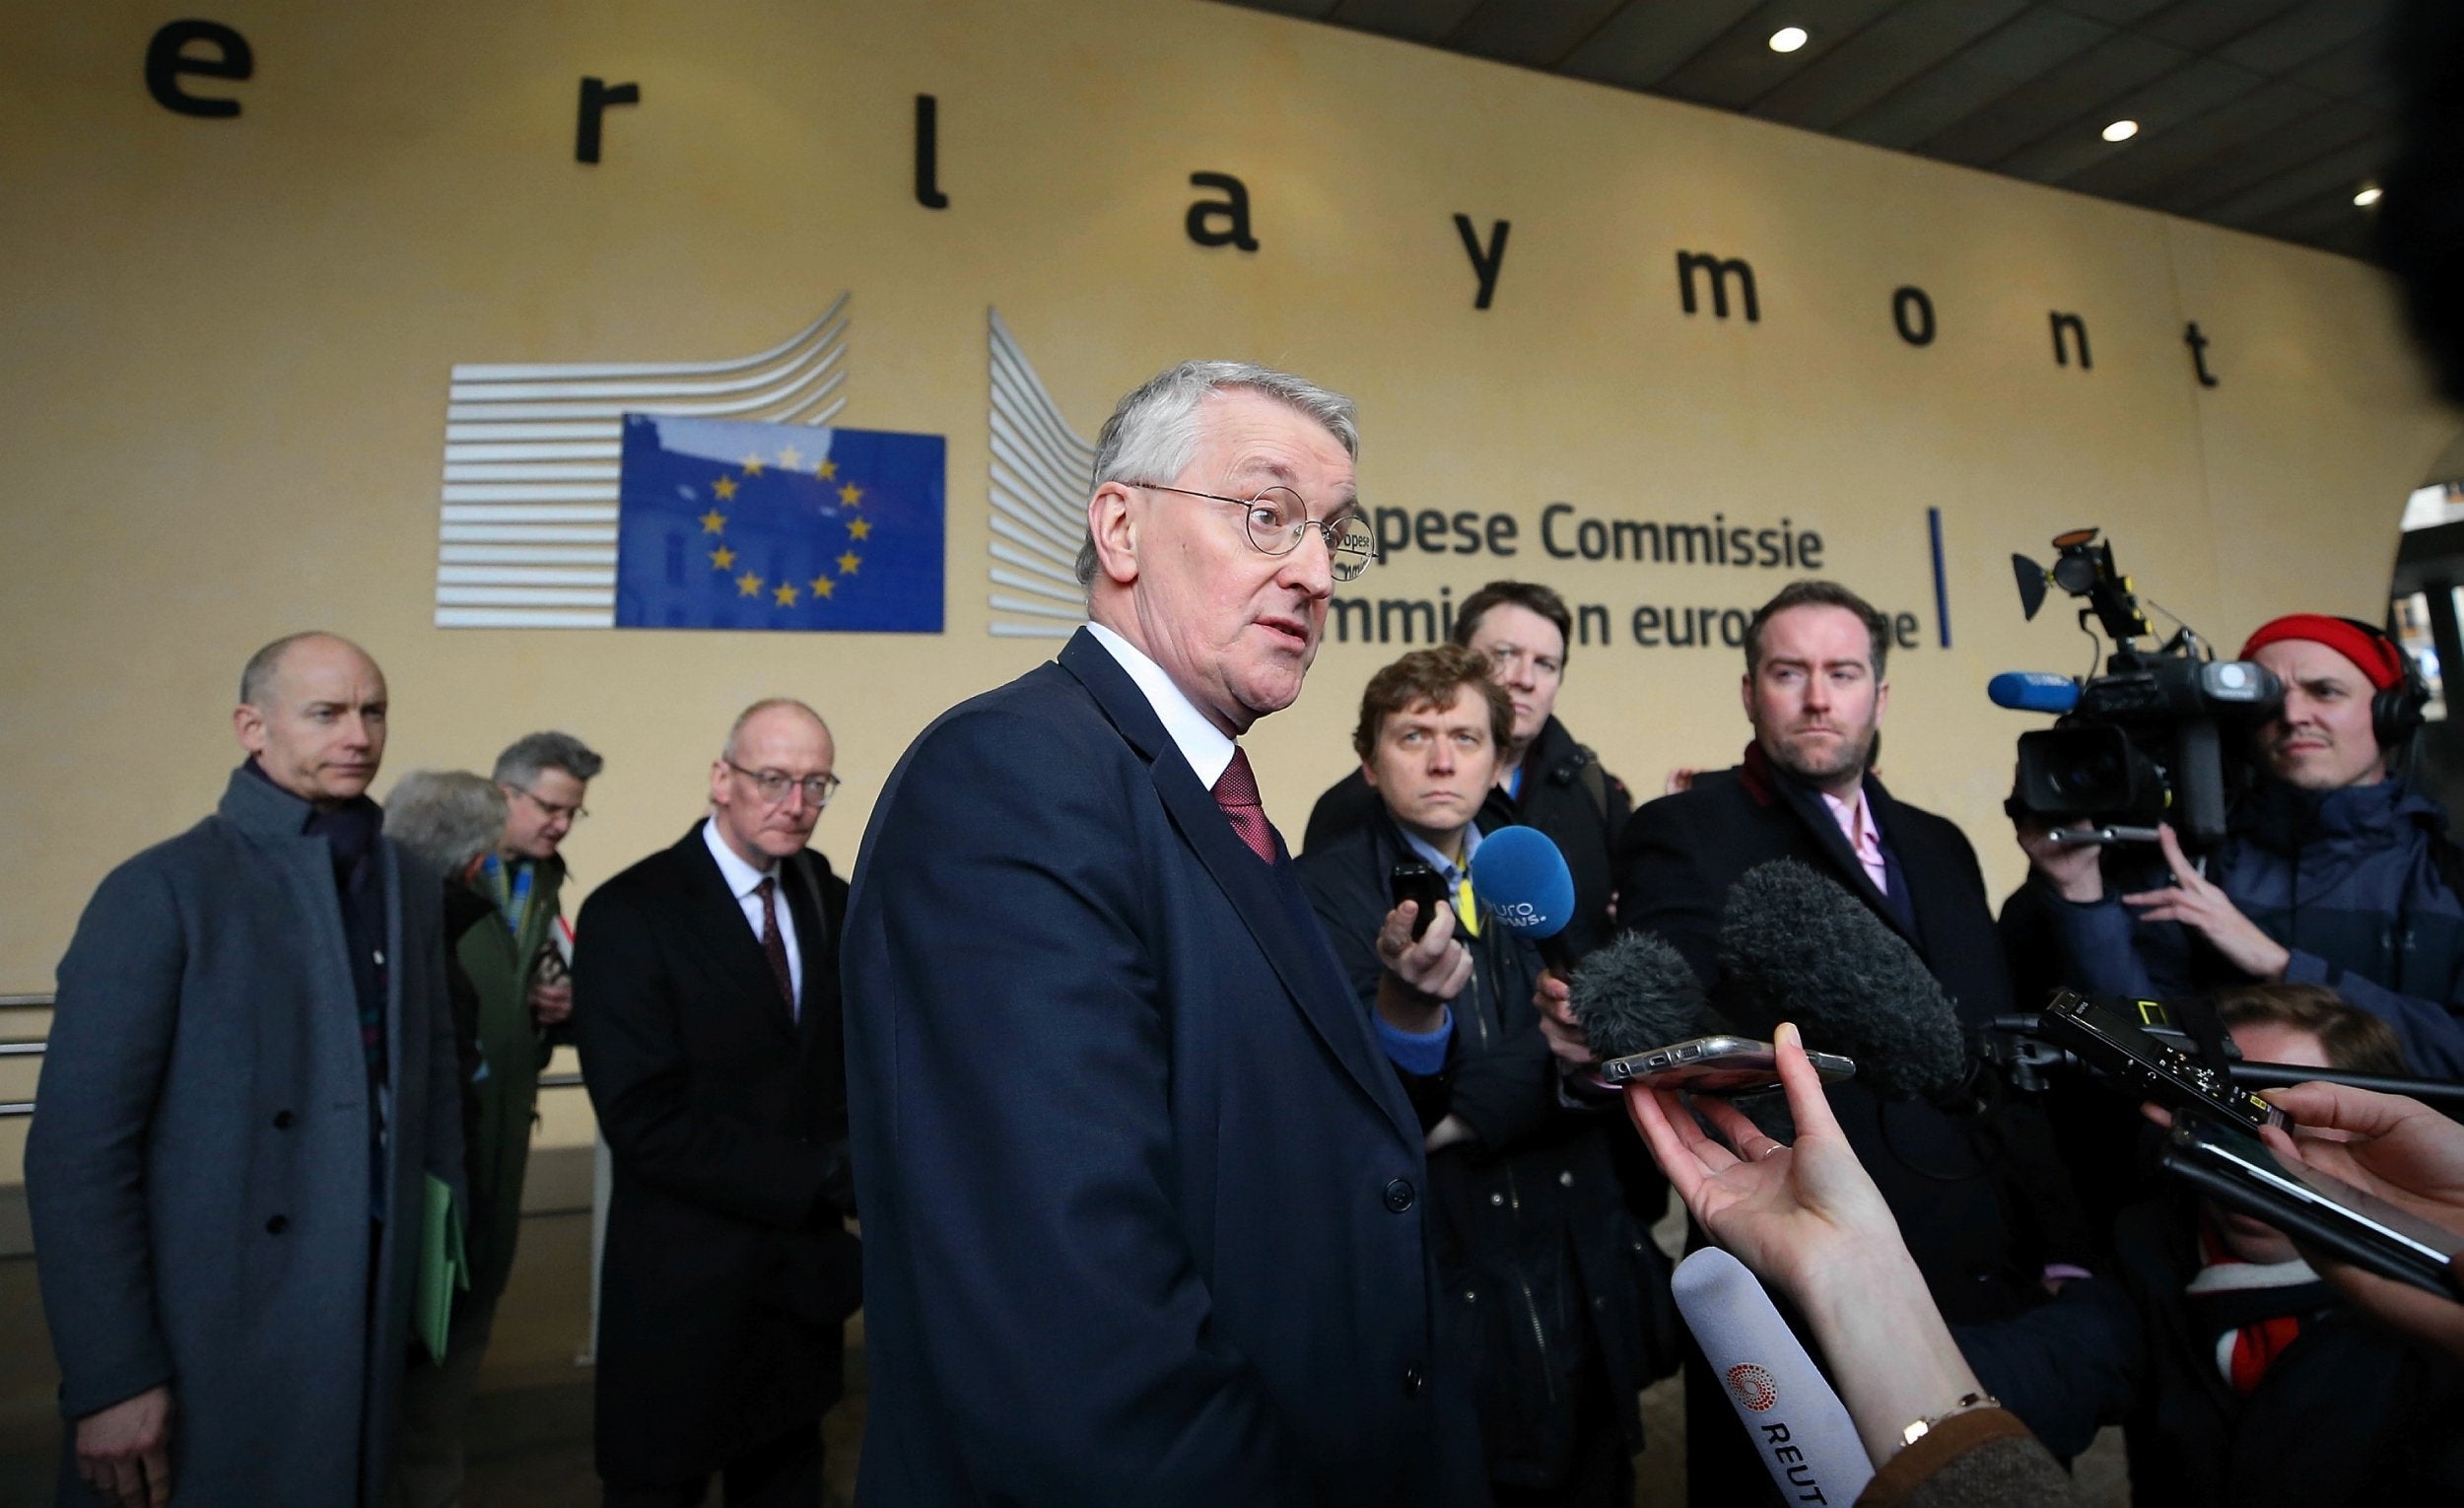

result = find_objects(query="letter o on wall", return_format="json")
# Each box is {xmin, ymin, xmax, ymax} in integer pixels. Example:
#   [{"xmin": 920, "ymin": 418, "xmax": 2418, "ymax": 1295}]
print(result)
[{"xmin": 1892, "ymin": 286, "xmax": 1936, "ymax": 347}]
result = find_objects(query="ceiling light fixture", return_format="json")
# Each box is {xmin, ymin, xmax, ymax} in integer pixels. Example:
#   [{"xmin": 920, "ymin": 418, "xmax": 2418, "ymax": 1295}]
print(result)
[
  {"xmin": 1769, "ymin": 27, "xmax": 1809, "ymax": 53},
  {"xmin": 2355, "ymin": 184, "xmax": 2383, "ymax": 207},
  {"xmin": 2101, "ymin": 119, "xmax": 2139, "ymax": 142}
]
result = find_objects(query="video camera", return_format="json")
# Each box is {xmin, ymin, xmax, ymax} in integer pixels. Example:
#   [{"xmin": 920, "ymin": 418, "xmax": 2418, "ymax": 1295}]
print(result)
[{"xmin": 1997, "ymin": 529, "xmax": 2281, "ymax": 851}]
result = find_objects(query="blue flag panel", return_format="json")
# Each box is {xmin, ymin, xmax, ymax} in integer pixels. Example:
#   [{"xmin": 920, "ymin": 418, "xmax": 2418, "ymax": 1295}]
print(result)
[{"xmin": 614, "ymin": 414, "xmax": 945, "ymax": 632}]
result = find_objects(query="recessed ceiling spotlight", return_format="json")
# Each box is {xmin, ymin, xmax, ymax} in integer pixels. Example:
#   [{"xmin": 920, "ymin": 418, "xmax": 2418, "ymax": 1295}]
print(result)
[
  {"xmin": 2101, "ymin": 119, "xmax": 2140, "ymax": 142},
  {"xmin": 1769, "ymin": 27, "xmax": 1809, "ymax": 53},
  {"xmin": 2355, "ymin": 184, "xmax": 2384, "ymax": 207}
]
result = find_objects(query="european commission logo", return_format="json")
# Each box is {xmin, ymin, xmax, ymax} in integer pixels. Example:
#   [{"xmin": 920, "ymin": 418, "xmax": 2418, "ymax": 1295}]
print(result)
[
  {"xmin": 615, "ymin": 416, "xmax": 941, "ymax": 631},
  {"xmin": 433, "ymin": 294, "xmax": 945, "ymax": 632},
  {"xmin": 985, "ymin": 308, "xmax": 1094, "ymax": 640}
]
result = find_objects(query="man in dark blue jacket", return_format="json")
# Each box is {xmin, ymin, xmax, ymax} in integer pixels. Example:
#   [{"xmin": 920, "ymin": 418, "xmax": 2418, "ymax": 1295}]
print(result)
[
  {"xmin": 2022, "ymin": 613, "xmax": 2464, "ymax": 1076},
  {"xmin": 1299, "ymin": 645, "xmax": 1663, "ymax": 1508},
  {"xmin": 842, "ymin": 362, "xmax": 1483, "ymax": 1505},
  {"xmin": 1305, "ymin": 582, "xmax": 1631, "ymax": 962}
]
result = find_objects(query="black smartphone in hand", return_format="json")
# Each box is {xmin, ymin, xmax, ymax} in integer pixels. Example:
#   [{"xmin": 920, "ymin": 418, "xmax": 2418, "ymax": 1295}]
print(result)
[
  {"xmin": 2162, "ymin": 1113, "xmax": 2463, "ymax": 1300},
  {"xmin": 1389, "ymin": 860, "xmax": 1449, "ymax": 940}
]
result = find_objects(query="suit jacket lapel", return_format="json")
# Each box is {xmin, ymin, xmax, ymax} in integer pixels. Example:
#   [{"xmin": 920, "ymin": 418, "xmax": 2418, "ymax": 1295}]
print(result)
[
  {"xmin": 1767, "ymin": 764, "xmax": 1917, "ymax": 946},
  {"xmin": 1864, "ymin": 781, "xmax": 1936, "ymax": 956},
  {"xmin": 1059, "ymin": 631, "xmax": 1416, "ymax": 1137},
  {"xmin": 675, "ymin": 822, "xmax": 798, "ymax": 1037},
  {"xmin": 782, "ymin": 851, "xmax": 838, "ymax": 1051}
]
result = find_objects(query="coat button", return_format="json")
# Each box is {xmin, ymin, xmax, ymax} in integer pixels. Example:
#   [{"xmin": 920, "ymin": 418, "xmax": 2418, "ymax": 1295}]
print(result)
[
  {"xmin": 1382, "ymin": 1178, "xmax": 1415, "ymax": 1213},
  {"xmin": 1403, "ymin": 1363, "xmax": 1428, "ymax": 1398},
  {"xmin": 265, "ymin": 1214, "xmax": 289, "ymax": 1235},
  {"xmin": 272, "ymin": 1110, "xmax": 296, "ymax": 1130}
]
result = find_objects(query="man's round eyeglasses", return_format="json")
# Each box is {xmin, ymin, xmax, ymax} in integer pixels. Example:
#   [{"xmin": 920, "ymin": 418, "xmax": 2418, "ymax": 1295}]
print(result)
[
  {"xmin": 510, "ymin": 786, "xmax": 588, "ymax": 823},
  {"xmin": 724, "ymin": 760, "xmax": 841, "ymax": 809},
  {"xmin": 1132, "ymin": 484, "xmax": 1378, "ymax": 582}
]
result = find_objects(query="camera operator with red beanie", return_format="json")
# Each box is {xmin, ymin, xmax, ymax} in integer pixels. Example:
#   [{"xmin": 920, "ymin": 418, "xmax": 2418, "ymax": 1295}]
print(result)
[{"xmin": 2022, "ymin": 612, "xmax": 2464, "ymax": 1076}]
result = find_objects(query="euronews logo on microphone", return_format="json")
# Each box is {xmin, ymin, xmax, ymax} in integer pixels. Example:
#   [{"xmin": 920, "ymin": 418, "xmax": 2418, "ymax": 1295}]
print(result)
[{"xmin": 1491, "ymin": 899, "xmax": 1550, "ymax": 929}]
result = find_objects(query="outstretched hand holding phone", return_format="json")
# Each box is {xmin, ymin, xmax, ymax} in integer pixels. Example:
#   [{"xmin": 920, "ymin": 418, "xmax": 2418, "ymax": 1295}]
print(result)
[
  {"xmin": 1626, "ymin": 1024, "xmax": 1993, "ymax": 1470},
  {"xmin": 2258, "ymin": 1079, "xmax": 2464, "ymax": 1361}
]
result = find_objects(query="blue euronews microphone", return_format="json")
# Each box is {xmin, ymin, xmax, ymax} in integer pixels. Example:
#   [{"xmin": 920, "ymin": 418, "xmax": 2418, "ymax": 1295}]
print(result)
[
  {"xmin": 1987, "ymin": 671, "xmax": 2081, "ymax": 715},
  {"xmin": 1468, "ymin": 825, "xmax": 1577, "ymax": 971}
]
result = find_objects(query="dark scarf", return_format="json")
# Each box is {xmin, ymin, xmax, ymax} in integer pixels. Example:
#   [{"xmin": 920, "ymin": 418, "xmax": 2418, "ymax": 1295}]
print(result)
[
  {"xmin": 1740, "ymin": 741, "xmax": 1919, "ymax": 935},
  {"xmin": 241, "ymin": 760, "xmax": 389, "ymax": 1102}
]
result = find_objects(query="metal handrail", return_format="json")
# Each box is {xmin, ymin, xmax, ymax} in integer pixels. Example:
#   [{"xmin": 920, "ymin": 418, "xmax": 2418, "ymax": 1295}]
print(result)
[
  {"xmin": 3, "ymin": 1008, "xmax": 43, "ymax": 1114},
  {"xmin": 0, "ymin": 1043, "xmax": 586, "ymax": 1116}
]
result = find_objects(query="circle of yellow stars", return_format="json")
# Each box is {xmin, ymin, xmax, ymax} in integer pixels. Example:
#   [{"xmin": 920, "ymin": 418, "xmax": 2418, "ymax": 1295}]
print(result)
[{"xmin": 694, "ymin": 445, "xmax": 876, "ymax": 610}]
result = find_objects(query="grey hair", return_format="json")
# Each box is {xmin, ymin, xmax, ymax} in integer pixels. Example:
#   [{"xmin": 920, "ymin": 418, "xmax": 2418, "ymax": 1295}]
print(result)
[
  {"xmin": 493, "ymin": 729, "xmax": 605, "ymax": 787},
  {"xmin": 723, "ymin": 698, "xmax": 828, "ymax": 762},
  {"xmin": 385, "ymin": 770, "xmax": 510, "ymax": 875},
  {"xmin": 1073, "ymin": 360, "xmax": 1360, "ymax": 588},
  {"xmin": 239, "ymin": 631, "xmax": 370, "ymax": 706}
]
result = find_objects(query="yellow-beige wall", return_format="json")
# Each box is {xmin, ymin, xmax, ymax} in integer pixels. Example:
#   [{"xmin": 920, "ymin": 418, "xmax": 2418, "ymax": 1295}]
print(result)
[{"xmin": 3, "ymin": 1, "xmax": 2458, "ymax": 1159}]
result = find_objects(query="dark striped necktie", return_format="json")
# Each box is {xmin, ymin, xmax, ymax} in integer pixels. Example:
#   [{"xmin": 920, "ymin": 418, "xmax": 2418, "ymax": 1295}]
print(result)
[
  {"xmin": 755, "ymin": 875, "xmax": 795, "ymax": 1013},
  {"xmin": 1212, "ymin": 748, "xmax": 1276, "ymax": 863}
]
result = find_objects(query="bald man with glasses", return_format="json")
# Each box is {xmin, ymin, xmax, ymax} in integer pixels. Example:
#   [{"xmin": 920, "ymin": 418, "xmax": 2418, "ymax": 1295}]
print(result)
[{"xmin": 574, "ymin": 698, "xmax": 859, "ymax": 1506}]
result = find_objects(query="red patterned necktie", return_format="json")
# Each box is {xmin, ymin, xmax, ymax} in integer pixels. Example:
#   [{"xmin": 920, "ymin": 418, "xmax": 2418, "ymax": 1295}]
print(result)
[
  {"xmin": 1212, "ymin": 747, "xmax": 1276, "ymax": 863},
  {"xmin": 755, "ymin": 875, "xmax": 796, "ymax": 1015}
]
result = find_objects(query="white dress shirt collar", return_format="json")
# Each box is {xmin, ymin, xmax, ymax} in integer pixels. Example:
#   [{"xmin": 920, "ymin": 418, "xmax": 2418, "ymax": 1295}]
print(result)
[
  {"xmin": 1083, "ymin": 621, "xmax": 1238, "ymax": 788},
  {"xmin": 703, "ymin": 814, "xmax": 777, "ymax": 895},
  {"xmin": 700, "ymin": 817, "xmax": 803, "ymax": 1011}
]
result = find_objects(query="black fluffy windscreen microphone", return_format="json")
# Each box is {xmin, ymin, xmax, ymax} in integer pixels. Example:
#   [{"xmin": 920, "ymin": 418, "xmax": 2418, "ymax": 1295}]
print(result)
[
  {"xmin": 1569, "ymin": 929, "xmax": 1731, "ymax": 1062},
  {"xmin": 1716, "ymin": 858, "xmax": 1969, "ymax": 1104}
]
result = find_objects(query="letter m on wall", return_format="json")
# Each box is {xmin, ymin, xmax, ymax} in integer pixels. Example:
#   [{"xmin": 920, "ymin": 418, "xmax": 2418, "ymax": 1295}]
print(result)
[{"xmin": 1677, "ymin": 250, "xmax": 1759, "ymax": 322}]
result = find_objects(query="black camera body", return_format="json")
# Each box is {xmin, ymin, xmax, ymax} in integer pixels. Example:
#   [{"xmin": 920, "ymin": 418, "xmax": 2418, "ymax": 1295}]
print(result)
[{"xmin": 2006, "ymin": 530, "xmax": 2282, "ymax": 850}]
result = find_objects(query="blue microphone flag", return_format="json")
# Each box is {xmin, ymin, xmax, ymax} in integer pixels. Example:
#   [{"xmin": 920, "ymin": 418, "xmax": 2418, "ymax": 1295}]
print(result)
[
  {"xmin": 1469, "ymin": 826, "xmax": 1576, "ymax": 942},
  {"xmin": 1987, "ymin": 671, "xmax": 2081, "ymax": 715}
]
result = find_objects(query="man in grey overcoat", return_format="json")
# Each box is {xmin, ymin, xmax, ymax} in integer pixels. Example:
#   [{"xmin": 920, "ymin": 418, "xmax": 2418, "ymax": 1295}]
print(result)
[{"xmin": 27, "ymin": 632, "xmax": 464, "ymax": 1508}]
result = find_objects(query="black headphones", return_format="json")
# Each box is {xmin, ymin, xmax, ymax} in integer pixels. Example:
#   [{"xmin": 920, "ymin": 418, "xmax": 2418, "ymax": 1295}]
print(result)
[{"xmin": 2329, "ymin": 616, "xmax": 2431, "ymax": 752}]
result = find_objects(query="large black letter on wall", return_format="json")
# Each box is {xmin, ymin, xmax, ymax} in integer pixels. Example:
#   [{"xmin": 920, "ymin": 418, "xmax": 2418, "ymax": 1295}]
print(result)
[
  {"xmin": 145, "ymin": 20, "xmax": 252, "ymax": 117},
  {"xmin": 1454, "ymin": 215, "xmax": 1510, "ymax": 309},
  {"xmin": 1186, "ymin": 172, "xmax": 1259, "ymax": 250},
  {"xmin": 2049, "ymin": 310, "xmax": 2092, "ymax": 370},
  {"xmin": 1892, "ymin": 286, "xmax": 1936, "ymax": 346},
  {"xmin": 1677, "ymin": 250, "xmax": 1758, "ymax": 322},
  {"xmin": 576, "ymin": 77, "xmax": 641, "ymax": 165},
  {"xmin": 914, "ymin": 94, "xmax": 949, "ymax": 209},
  {"xmin": 2183, "ymin": 321, "xmax": 2220, "ymax": 387}
]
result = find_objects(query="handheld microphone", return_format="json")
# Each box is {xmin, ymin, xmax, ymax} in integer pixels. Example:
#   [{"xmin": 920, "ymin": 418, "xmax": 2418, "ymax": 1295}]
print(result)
[
  {"xmin": 1469, "ymin": 825, "xmax": 1577, "ymax": 973},
  {"xmin": 1567, "ymin": 929, "xmax": 1732, "ymax": 1062},
  {"xmin": 1987, "ymin": 672, "xmax": 2081, "ymax": 715},
  {"xmin": 1717, "ymin": 859, "xmax": 1972, "ymax": 1106},
  {"xmin": 1673, "ymin": 1248, "xmax": 1875, "ymax": 1505}
]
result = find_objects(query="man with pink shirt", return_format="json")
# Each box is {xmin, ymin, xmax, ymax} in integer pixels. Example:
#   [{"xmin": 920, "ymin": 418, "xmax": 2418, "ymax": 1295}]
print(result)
[{"xmin": 1607, "ymin": 579, "xmax": 2088, "ymax": 1506}]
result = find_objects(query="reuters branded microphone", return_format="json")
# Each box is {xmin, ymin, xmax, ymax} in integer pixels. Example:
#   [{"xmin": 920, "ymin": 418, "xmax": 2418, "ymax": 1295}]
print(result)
[{"xmin": 1674, "ymin": 1248, "xmax": 1874, "ymax": 1504}]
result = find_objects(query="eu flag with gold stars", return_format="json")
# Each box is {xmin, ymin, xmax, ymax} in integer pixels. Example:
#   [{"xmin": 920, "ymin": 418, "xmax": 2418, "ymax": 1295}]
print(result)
[{"xmin": 613, "ymin": 414, "xmax": 945, "ymax": 632}]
